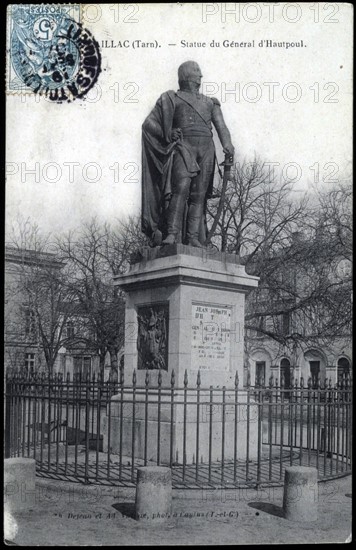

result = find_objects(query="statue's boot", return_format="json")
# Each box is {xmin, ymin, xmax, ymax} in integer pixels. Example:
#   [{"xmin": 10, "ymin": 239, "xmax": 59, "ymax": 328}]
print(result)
[
  {"xmin": 162, "ymin": 192, "xmax": 187, "ymax": 245},
  {"xmin": 152, "ymin": 229, "xmax": 162, "ymax": 246},
  {"xmin": 188, "ymin": 237, "xmax": 204, "ymax": 248},
  {"xmin": 162, "ymin": 233, "xmax": 176, "ymax": 245},
  {"xmin": 187, "ymin": 203, "xmax": 204, "ymax": 248}
]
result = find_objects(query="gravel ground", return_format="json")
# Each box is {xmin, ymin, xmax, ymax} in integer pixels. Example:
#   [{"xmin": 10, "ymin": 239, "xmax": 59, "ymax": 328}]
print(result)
[{"xmin": 4, "ymin": 475, "xmax": 352, "ymax": 545}]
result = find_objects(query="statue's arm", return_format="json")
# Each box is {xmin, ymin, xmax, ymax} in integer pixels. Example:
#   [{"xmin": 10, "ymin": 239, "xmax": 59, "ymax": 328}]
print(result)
[
  {"xmin": 142, "ymin": 112, "xmax": 164, "ymax": 140},
  {"xmin": 143, "ymin": 110, "xmax": 180, "ymax": 143},
  {"xmin": 211, "ymin": 98, "xmax": 235, "ymax": 156}
]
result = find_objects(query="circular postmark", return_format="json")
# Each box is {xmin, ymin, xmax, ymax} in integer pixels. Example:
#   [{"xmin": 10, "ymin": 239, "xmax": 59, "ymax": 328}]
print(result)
[{"xmin": 11, "ymin": 6, "xmax": 101, "ymax": 102}]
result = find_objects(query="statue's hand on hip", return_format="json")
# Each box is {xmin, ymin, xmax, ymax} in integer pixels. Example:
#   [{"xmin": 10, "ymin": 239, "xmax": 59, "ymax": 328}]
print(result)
[{"xmin": 171, "ymin": 128, "xmax": 183, "ymax": 141}]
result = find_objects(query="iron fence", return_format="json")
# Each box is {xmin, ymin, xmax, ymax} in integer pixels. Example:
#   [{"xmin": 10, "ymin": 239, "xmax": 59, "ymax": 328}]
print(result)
[{"xmin": 4, "ymin": 370, "xmax": 352, "ymax": 489}]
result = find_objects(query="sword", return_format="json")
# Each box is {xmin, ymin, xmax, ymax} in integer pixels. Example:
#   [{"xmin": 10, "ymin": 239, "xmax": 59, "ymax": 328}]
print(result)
[{"xmin": 205, "ymin": 152, "xmax": 234, "ymax": 246}]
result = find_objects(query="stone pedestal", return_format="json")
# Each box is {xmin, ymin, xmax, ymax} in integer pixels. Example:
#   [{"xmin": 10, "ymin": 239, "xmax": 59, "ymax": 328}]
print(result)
[
  {"xmin": 102, "ymin": 388, "xmax": 260, "ymax": 464},
  {"xmin": 102, "ymin": 245, "xmax": 259, "ymax": 464}
]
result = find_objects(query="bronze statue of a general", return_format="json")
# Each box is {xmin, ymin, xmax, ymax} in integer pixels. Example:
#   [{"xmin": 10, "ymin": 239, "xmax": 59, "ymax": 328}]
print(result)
[{"xmin": 141, "ymin": 61, "xmax": 235, "ymax": 248}]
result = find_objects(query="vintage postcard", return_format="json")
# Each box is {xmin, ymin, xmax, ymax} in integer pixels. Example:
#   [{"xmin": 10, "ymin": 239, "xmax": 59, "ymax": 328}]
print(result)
[{"xmin": 5, "ymin": 3, "xmax": 352, "ymax": 546}]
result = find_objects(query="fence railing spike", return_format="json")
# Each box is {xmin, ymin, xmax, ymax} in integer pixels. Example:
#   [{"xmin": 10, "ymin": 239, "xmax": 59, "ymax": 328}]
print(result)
[{"xmin": 4, "ymin": 366, "xmax": 352, "ymax": 486}]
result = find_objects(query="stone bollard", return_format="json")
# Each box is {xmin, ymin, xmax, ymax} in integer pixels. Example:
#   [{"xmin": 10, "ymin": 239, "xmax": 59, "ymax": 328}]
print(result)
[
  {"xmin": 283, "ymin": 466, "xmax": 318, "ymax": 522},
  {"xmin": 4, "ymin": 458, "xmax": 36, "ymax": 512},
  {"xmin": 135, "ymin": 466, "xmax": 172, "ymax": 522}
]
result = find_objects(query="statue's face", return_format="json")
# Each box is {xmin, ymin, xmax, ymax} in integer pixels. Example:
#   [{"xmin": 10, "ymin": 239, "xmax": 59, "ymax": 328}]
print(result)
[
  {"xmin": 187, "ymin": 63, "xmax": 203, "ymax": 86},
  {"xmin": 178, "ymin": 61, "xmax": 203, "ymax": 88}
]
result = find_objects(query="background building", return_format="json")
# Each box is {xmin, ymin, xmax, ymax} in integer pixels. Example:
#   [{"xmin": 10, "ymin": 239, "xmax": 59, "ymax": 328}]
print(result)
[
  {"xmin": 4, "ymin": 246, "xmax": 100, "ymax": 377},
  {"xmin": 245, "ymin": 244, "xmax": 352, "ymax": 387}
]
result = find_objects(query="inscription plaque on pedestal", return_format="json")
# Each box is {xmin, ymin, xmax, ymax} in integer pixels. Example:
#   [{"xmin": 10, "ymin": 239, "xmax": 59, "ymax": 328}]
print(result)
[{"xmin": 191, "ymin": 303, "xmax": 231, "ymax": 371}]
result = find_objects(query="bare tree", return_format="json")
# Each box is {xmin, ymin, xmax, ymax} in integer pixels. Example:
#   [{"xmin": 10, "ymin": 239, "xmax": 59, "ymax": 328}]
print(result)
[
  {"xmin": 5, "ymin": 218, "xmax": 74, "ymax": 374},
  {"xmin": 207, "ymin": 157, "xmax": 309, "ymax": 256},
  {"xmin": 207, "ymin": 160, "xmax": 352, "ymax": 351},
  {"xmin": 313, "ymin": 180, "xmax": 352, "ymax": 261},
  {"xmin": 56, "ymin": 216, "xmax": 147, "ymax": 379},
  {"xmin": 247, "ymin": 184, "xmax": 352, "ymax": 355}
]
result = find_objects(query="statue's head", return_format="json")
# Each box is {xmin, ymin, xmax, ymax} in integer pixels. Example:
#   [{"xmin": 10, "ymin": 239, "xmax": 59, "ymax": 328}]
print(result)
[{"xmin": 178, "ymin": 61, "xmax": 202, "ymax": 91}]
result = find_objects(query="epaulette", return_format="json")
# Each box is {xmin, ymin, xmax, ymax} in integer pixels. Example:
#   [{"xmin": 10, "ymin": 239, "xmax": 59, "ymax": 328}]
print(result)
[{"xmin": 211, "ymin": 96, "xmax": 221, "ymax": 106}]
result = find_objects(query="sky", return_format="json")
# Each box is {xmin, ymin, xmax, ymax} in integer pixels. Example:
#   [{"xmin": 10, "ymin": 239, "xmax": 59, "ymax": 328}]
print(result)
[{"xmin": 5, "ymin": 3, "xmax": 353, "ymax": 239}]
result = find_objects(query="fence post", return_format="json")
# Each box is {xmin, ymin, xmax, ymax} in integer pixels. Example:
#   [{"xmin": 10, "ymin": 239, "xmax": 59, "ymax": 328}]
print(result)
[
  {"xmin": 131, "ymin": 369, "xmax": 137, "ymax": 482},
  {"xmin": 5, "ymin": 375, "xmax": 12, "ymax": 458},
  {"xmin": 169, "ymin": 370, "xmax": 175, "ymax": 468},
  {"xmin": 182, "ymin": 369, "xmax": 188, "ymax": 481},
  {"xmin": 195, "ymin": 370, "xmax": 201, "ymax": 482},
  {"xmin": 157, "ymin": 368, "xmax": 162, "ymax": 466},
  {"xmin": 84, "ymin": 372, "xmax": 90, "ymax": 483}
]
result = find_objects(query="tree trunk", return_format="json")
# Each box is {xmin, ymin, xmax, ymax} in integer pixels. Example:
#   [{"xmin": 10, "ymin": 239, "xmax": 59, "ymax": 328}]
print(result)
[{"xmin": 47, "ymin": 359, "xmax": 54, "ymax": 377}]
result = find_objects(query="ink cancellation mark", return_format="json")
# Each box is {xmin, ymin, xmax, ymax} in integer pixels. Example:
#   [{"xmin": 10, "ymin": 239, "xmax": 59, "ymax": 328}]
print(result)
[{"xmin": 7, "ymin": 4, "xmax": 101, "ymax": 102}]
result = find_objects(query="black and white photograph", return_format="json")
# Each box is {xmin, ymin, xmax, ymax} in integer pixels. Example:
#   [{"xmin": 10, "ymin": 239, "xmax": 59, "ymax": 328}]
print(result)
[{"xmin": 4, "ymin": 2, "xmax": 352, "ymax": 545}]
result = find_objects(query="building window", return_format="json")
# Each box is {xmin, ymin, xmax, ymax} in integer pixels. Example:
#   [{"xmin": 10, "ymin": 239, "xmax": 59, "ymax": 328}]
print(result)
[
  {"xmin": 337, "ymin": 357, "xmax": 350, "ymax": 385},
  {"xmin": 66, "ymin": 320, "xmax": 75, "ymax": 340},
  {"xmin": 73, "ymin": 356, "xmax": 92, "ymax": 379},
  {"xmin": 86, "ymin": 324, "xmax": 96, "ymax": 342},
  {"xmin": 310, "ymin": 361, "xmax": 320, "ymax": 389},
  {"xmin": 255, "ymin": 361, "xmax": 266, "ymax": 387},
  {"xmin": 25, "ymin": 353, "xmax": 35, "ymax": 375},
  {"xmin": 60, "ymin": 354, "xmax": 66, "ymax": 379},
  {"xmin": 280, "ymin": 358, "xmax": 291, "ymax": 388},
  {"xmin": 24, "ymin": 308, "xmax": 36, "ymax": 338}
]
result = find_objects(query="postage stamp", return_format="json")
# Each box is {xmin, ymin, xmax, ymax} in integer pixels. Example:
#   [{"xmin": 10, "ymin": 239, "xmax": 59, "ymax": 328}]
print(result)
[{"xmin": 6, "ymin": 4, "xmax": 101, "ymax": 102}]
